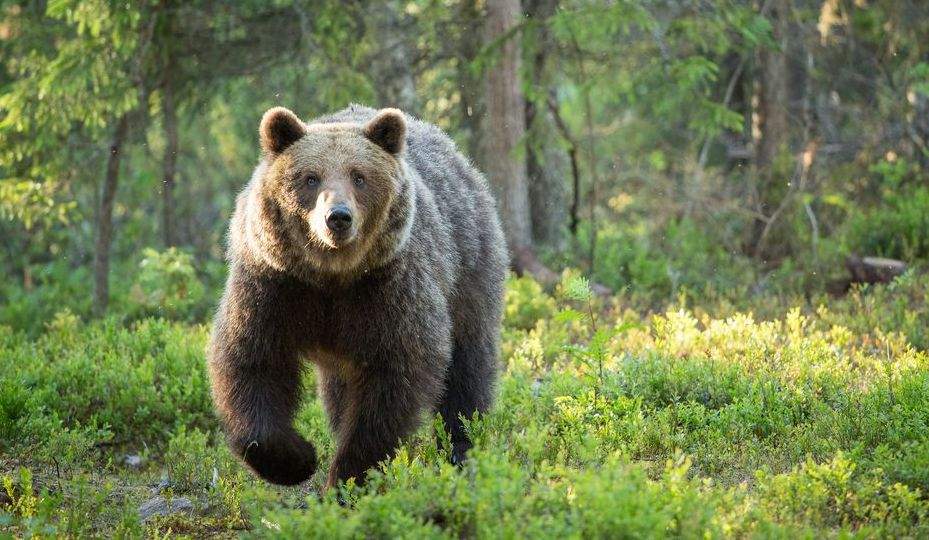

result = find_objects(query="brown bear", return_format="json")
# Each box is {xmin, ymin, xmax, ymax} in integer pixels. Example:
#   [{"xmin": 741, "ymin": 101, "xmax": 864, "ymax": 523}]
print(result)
[{"xmin": 207, "ymin": 104, "xmax": 507, "ymax": 487}]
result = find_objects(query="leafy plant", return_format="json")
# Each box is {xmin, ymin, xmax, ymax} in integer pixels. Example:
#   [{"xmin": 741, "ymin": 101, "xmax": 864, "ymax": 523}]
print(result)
[{"xmin": 129, "ymin": 248, "xmax": 208, "ymax": 321}]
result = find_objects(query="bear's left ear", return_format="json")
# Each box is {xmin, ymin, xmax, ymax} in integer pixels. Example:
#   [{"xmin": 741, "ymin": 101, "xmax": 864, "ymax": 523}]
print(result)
[
  {"xmin": 364, "ymin": 108, "xmax": 406, "ymax": 155},
  {"xmin": 260, "ymin": 107, "xmax": 307, "ymax": 156}
]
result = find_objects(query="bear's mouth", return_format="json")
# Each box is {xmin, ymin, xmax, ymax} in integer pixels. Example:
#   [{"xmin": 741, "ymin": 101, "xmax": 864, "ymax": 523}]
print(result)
[
  {"xmin": 325, "ymin": 228, "xmax": 356, "ymax": 248},
  {"xmin": 311, "ymin": 225, "xmax": 357, "ymax": 250}
]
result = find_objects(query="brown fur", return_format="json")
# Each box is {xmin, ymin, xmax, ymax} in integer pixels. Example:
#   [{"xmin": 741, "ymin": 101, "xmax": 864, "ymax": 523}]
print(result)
[{"xmin": 208, "ymin": 105, "xmax": 507, "ymax": 487}]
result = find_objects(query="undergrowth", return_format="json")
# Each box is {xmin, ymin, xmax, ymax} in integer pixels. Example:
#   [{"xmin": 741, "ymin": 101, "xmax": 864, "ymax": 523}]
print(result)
[{"xmin": 1, "ymin": 274, "xmax": 928, "ymax": 537}]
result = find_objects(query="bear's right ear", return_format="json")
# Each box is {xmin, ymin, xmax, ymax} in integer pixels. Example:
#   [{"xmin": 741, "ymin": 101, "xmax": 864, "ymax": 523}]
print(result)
[{"xmin": 259, "ymin": 107, "xmax": 306, "ymax": 156}]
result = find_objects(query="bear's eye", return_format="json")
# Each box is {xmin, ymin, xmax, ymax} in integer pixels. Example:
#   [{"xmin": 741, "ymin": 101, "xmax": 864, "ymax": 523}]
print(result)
[
  {"xmin": 305, "ymin": 173, "xmax": 321, "ymax": 187},
  {"xmin": 352, "ymin": 172, "xmax": 366, "ymax": 188}
]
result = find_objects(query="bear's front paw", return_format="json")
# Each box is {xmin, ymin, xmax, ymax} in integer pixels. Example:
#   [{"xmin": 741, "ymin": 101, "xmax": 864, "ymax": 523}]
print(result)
[
  {"xmin": 451, "ymin": 439, "xmax": 472, "ymax": 466},
  {"xmin": 239, "ymin": 433, "xmax": 318, "ymax": 486}
]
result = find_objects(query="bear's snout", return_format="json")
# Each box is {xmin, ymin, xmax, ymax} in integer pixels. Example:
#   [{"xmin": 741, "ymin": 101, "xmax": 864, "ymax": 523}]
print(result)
[{"xmin": 326, "ymin": 204, "xmax": 353, "ymax": 234}]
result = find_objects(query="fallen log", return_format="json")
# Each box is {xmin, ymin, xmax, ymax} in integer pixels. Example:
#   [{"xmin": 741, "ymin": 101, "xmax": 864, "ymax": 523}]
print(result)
[{"xmin": 846, "ymin": 255, "xmax": 907, "ymax": 285}]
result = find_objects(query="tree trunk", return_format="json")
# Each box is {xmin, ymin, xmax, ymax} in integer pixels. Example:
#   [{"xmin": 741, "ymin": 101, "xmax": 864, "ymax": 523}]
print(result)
[
  {"xmin": 370, "ymin": 1, "xmax": 419, "ymax": 114},
  {"xmin": 162, "ymin": 75, "xmax": 179, "ymax": 247},
  {"xmin": 93, "ymin": 114, "xmax": 130, "ymax": 316},
  {"xmin": 483, "ymin": 0, "xmax": 532, "ymax": 259},
  {"xmin": 526, "ymin": 129, "xmax": 569, "ymax": 250},
  {"xmin": 546, "ymin": 93, "xmax": 582, "ymax": 237},
  {"xmin": 525, "ymin": 0, "xmax": 568, "ymax": 251},
  {"xmin": 752, "ymin": 0, "xmax": 791, "ymax": 258},
  {"xmin": 457, "ymin": 0, "xmax": 484, "ymax": 159},
  {"xmin": 756, "ymin": 0, "xmax": 790, "ymax": 172}
]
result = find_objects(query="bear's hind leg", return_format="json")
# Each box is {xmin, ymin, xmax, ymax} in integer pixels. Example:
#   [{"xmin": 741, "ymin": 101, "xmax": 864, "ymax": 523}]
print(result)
[
  {"xmin": 326, "ymin": 365, "xmax": 443, "ymax": 488},
  {"xmin": 438, "ymin": 331, "xmax": 499, "ymax": 464},
  {"xmin": 317, "ymin": 369, "xmax": 349, "ymax": 435}
]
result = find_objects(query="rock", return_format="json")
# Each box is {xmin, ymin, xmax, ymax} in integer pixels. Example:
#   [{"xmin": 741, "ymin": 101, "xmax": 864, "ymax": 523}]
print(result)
[
  {"xmin": 531, "ymin": 378, "xmax": 542, "ymax": 398},
  {"xmin": 153, "ymin": 474, "xmax": 172, "ymax": 492},
  {"xmin": 124, "ymin": 455, "xmax": 143, "ymax": 469},
  {"xmin": 210, "ymin": 467, "xmax": 219, "ymax": 488},
  {"xmin": 138, "ymin": 495, "xmax": 193, "ymax": 521}
]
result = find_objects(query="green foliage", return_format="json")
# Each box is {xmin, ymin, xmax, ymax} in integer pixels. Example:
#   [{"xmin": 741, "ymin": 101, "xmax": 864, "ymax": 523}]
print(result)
[
  {"xmin": 755, "ymin": 454, "xmax": 927, "ymax": 535},
  {"xmin": 0, "ymin": 466, "xmax": 143, "ymax": 537},
  {"xmin": 129, "ymin": 247, "xmax": 208, "ymax": 321},
  {"xmin": 504, "ymin": 274, "xmax": 557, "ymax": 331},
  {"xmin": 164, "ymin": 427, "xmax": 219, "ymax": 493},
  {"xmin": 0, "ymin": 179, "xmax": 75, "ymax": 230},
  {"xmin": 584, "ymin": 217, "xmax": 755, "ymax": 304},
  {"xmin": 3, "ymin": 0, "xmax": 929, "ymax": 536},
  {"xmin": 0, "ymin": 317, "xmax": 213, "ymax": 458},
  {"xmin": 0, "ymin": 0, "xmax": 142, "ymax": 237},
  {"xmin": 0, "ymin": 261, "xmax": 94, "ymax": 333},
  {"xmin": 2, "ymin": 278, "xmax": 928, "ymax": 536},
  {"xmin": 844, "ymin": 185, "xmax": 929, "ymax": 260},
  {"xmin": 816, "ymin": 269, "xmax": 929, "ymax": 350}
]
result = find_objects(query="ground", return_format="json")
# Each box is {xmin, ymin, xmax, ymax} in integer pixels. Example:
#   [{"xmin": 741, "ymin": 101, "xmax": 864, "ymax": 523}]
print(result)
[{"xmin": 2, "ymin": 272, "xmax": 929, "ymax": 538}]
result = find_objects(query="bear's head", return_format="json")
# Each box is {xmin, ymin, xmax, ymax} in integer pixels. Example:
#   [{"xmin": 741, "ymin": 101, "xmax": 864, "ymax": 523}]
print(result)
[{"xmin": 244, "ymin": 106, "xmax": 413, "ymax": 277}]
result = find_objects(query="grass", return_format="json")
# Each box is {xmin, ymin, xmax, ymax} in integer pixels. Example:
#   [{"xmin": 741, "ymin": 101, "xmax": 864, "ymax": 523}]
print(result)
[{"xmin": 2, "ymin": 274, "xmax": 929, "ymax": 538}]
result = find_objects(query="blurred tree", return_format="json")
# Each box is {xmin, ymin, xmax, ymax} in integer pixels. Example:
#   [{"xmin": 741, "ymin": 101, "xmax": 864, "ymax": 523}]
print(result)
[
  {"xmin": 755, "ymin": 0, "xmax": 791, "ymax": 174},
  {"xmin": 483, "ymin": 0, "xmax": 556, "ymax": 284},
  {"xmin": 94, "ymin": 113, "xmax": 132, "ymax": 314},
  {"xmin": 368, "ymin": 0, "xmax": 420, "ymax": 114},
  {"xmin": 149, "ymin": 1, "xmax": 309, "ymax": 247},
  {"xmin": 2, "ymin": 0, "xmax": 929, "ymax": 323},
  {"xmin": 455, "ymin": 0, "xmax": 484, "ymax": 155},
  {"xmin": 0, "ymin": 0, "xmax": 311, "ymax": 313},
  {"xmin": 483, "ymin": 0, "xmax": 530, "ymax": 258},
  {"xmin": 525, "ymin": 0, "xmax": 569, "ymax": 251},
  {"xmin": 0, "ymin": 0, "xmax": 149, "ymax": 314},
  {"xmin": 161, "ymin": 58, "xmax": 179, "ymax": 248},
  {"xmin": 752, "ymin": 0, "xmax": 793, "ymax": 260}
]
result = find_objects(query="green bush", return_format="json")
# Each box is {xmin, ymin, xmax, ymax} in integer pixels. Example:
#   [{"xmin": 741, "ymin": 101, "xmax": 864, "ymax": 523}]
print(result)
[
  {"xmin": 3, "ymin": 277, "xmax": 929, "ymax": 536},
  {"xmin": 814, "ymin": 269, "xmax": 929, "ymax": 350},
  {"xmin": 0, "ymin": 317, "xmax": 213, "ymax": 456},
  {"xmin": 0, "ymin": 261, "xmax": 94, "ymax": 335},
  {"xmin": 583, "ymin": 217, "xmax": 755, "ymax": 306},
  {"xmin": 503, "ymin": 273, "xmax": 558, "ymax": 331},
  {"xmin": 844, "ymin": 185, "xmax": 929, "ymax": 260},
  {"xmin": 129, "ymin": 247, "xmax": 209, "ymax": 322}
]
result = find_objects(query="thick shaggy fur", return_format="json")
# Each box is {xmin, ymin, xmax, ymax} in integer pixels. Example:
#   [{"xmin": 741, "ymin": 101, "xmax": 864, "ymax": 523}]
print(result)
[{"xmin": 208, "ymin": 104, "xmax": 507, "ymax": 487}]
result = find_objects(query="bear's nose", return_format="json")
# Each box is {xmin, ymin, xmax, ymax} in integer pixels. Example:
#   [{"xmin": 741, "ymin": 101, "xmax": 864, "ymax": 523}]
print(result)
[{"xmin": 326, "ymin": 206, "xmax": 353, "ymax": 233}]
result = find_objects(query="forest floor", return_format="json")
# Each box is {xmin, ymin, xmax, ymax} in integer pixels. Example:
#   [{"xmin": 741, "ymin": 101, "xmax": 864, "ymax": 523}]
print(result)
[{"xmin": 2, "ymin": 274, "xmax": 929, "ymax": 538}]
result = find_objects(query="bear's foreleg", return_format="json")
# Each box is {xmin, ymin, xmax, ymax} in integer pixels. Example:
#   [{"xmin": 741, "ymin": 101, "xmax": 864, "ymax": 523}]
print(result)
[{"xmin": 208, "ymin": 272, "xmax": 318, "ymax": 486}]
